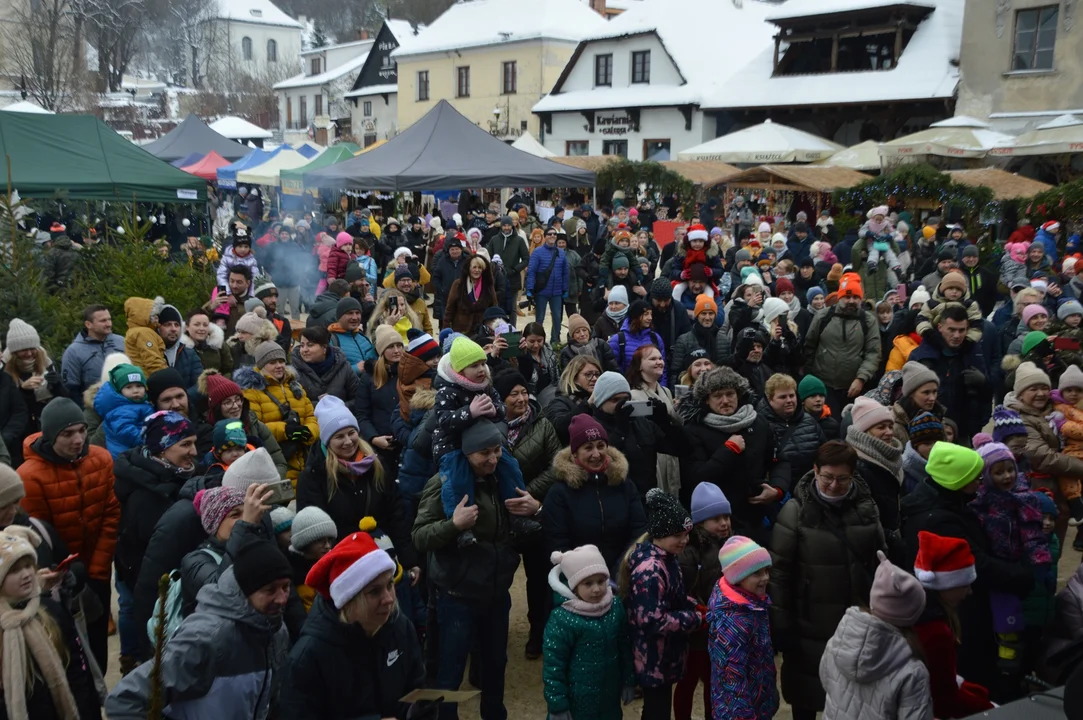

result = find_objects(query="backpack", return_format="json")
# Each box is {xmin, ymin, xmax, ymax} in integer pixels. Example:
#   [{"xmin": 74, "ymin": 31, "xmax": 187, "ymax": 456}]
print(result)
[
  {"xmin": 616, "ymin": 329, "xmax": 662, "ymax": 372},
  {"xmin": 815, "ymin": 306, "xmax": 873, "ymax": 342},
  {"xmin": 146, "ymin": 547, "xmax": 223, "ymax": 643}
]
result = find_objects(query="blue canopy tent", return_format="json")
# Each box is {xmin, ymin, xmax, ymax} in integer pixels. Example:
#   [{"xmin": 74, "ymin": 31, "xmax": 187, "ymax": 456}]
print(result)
[
  {"xmin": 217, "ymin": 148, "xmax": 281, "ymax": 189},
  {"xmin": 294, "ymin": 143, "xmax": 322, "ymax": 159}
]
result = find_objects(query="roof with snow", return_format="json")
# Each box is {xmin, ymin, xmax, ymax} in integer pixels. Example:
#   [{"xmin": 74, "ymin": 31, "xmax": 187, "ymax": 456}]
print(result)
[
  {"xmin": 534, "ymin": 0, "xmax": 775, "ymax": 112},
  {"xmin": 344, "ymin": 83, "xmax": 398, "ymax": 99},
  {"xmin": 766, "ymin": 0, "xmax": 935, "ymax": 21},
  {"xmin": 392, "ymin": 0, "xmax": 608, "ymax": 58},
  {"xmin": 213, "ymin": 0, "xmax": 302, "ymax": 28},
  {"xmin": 0, "ymin": 100, "xmax": 52, "ymax": 114},
  {"xmin": 274, "ymin": 50, "xmax": 371, "ymax": 90},
  {"xmin": 385, "ymin": 18, "xmax": 421, "ymax": 48},
  {"xmin": 209, "ymin": 116, "xmax": 273, "ymax": 140},
  {"xmin": 704, "ymin": 0, "xmax": 963, "ymax": 110}
]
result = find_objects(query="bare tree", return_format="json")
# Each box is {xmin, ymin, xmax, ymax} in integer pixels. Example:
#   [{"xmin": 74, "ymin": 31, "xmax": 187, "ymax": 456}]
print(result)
[
  {"xmin": 0, "ymin": 0, "xmax": 81, "ymax": 111},
  {"xmin": 142, "ymin": 0, "xmax": 219, "ymax": 87},
  {"xmin": 73, "ymin": 0, "xmax": 148, "ymax": 91}
]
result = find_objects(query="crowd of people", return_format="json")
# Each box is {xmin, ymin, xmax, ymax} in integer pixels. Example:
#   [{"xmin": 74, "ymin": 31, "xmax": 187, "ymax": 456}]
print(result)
[{"xmin": 3, "ymin": 195, "xmax": 1083, "ymax": 720}]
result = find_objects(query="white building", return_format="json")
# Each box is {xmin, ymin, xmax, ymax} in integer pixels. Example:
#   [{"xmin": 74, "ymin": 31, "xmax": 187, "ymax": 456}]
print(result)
[
  {"xmin": 343, "ymin": 20, "xmax": 419, "ymax": 148},
  {"xmin": 205, "ymin": 0, "xmax": 303, "ymax": 92},
  {"xmin": 533, "ymin": 0, "xmax": 775, "ymax": 160},
  {"xmin": 274, "ymin": 36, "xmax": 374, "ymax": 144}
]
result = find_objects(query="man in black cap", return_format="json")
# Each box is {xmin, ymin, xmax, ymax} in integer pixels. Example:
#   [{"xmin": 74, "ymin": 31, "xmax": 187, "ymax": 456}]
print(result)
[
  {"xmin": 432, "ymin": 237, "xmax": 466, "ymax": 329},
  {"xmin": 958, "ymin": 244, "xmax": 997, "ymax": 317},
  {"xmin": 485, "ymin": 216, "xmax": 530, "ymax": 317},
  {"xmin": 787, "ymin": 221, "xmax": 813, "ymax": 264},
  {"xmin": 405, "ymin": 215, "xmax": 427, "ymax": 260},
  {"xmin": 147, "ymin": 368, "xmax": 214, "ymax": 454},
  {"xmin": 254, "ymin": 279, "xmax": 292, "ymax": 354},
  {"xmin": 106, "ymin": 538, "xmax": 291, "ymax": 718},
  {"xmin": 307, "ymin": 279, "xmax": 351, "ymax": 329},
  {"xmin": 157, "ymin": 303, "xmax": 204, "ymax": 391},
  {"xmin": 344, "ymin": 263, "xmax": 377, "ymax": 319},
  {"xmin": 394, "ymin": 264, "xmax": 435, "ymax": 336},
  {"xmin": 649, "ymin": 276, "xmax": 690, "ymax": 376}
]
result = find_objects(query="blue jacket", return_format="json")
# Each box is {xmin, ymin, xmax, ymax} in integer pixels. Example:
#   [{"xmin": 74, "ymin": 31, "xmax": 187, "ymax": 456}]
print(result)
[
  {"xmin": 352, "ymin": 255, "xmax": 379, "ymax": 288},
  {"xmin": 329, "ymin": 329, "xmax": 376, "ymax": 369},
  {"xmin": 93, "ymin": 383, "xmax": 154, "ymax": 458},
  {"xmin": 166, "ymin": 343, "xmax": 204, "ymax": 393},
  {"xmin": 526, "ymin": 244, "xmax": 570, "ymax": 298},
  {"xmin": 609, "ymin": 320, "xmax": 668, "ymax": 387},
  {"xmin": 1035, "ymin": 227, "xmax": 1058, "ymax": 263},
  {"xmin": 61, "ymin": 331, "xmax": 126, "ymax": 403}
]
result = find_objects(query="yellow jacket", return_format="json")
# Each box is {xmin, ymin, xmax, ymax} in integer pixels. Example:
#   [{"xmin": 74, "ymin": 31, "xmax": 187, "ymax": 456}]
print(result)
[
  {"xmin": 233, "ymin": 365, "xmax": 318, "ymax": 480},
  {"xmin": 382, "ymin": 262, "xmax": 432, "ymax": 289},
  {"xmin": 123, "ymin": 296, "xmax": 167, "ymax": 375}
]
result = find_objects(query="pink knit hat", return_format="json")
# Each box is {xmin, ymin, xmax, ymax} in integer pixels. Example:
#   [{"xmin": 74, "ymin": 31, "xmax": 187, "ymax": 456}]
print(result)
[
  {"xmin": 1022, "ymin": 303, "xmax": 1049, "ymax": 326},
  {"xmin": 870, "ymin": 550, "xmax": 926, "ymax": 627},
  {"xmin": 719, "ymin": 535, "xmax": 771, "ymax": 585},
  {"xmin": 551, "ymin": 544, "xmax": 609, "ymax": 590},
  {"xmin": 851, "ymin": 396, "xmax": 894, "ymax": 433},
  {"xmin": 335, "ymin": 231, "xmax": 354, "ymax": 248}
]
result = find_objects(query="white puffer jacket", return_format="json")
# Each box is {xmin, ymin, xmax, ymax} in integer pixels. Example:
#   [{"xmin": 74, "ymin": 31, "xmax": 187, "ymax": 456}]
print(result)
[{"xmin": 820, "ymin": 607, "xmax": 933, "ymax": 720}]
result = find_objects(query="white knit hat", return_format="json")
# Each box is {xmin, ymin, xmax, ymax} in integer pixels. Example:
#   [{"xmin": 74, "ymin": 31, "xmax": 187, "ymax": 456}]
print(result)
[
  {"xmin": 5, "ymin": 318, "xmax": 40, "ymax": 353},
  {"xmin": 99, "ymin": 352, "xmax": 133, "ymax": 385},
  {"xmin": 290, "ymin": 507, "xmax": 337, "ymax": 552},
  {"xmin": 222, "ymin": 447, "xmax": 280, "ymax": 490},
  {"xmin": 550, "ymin": 544, "xmax": 608, "ymax": 590}
]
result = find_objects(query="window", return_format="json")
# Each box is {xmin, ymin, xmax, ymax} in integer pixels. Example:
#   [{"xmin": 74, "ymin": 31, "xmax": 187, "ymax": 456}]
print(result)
[
  {"xmin": 417, "ymin": 70, "xmax": 429, "ymax": 101},
  {"xmin": 602, "ymin": 139, "xmax": 627, "ymax": 157},
  {"xmin": 1013, "ymin": 6, "xmax": 1058, "ymax": 71},
  {"xmin": 314, "ymin": 94, "xmax": 323, "ymax": 116},
  {"xmin": 566, "ymin": 141, "xmax": 589, "ymax": 156},
  {"xmin": 502, "ymin": 61, "xmax": 517, "ymax": 94},
  {"xmin": 363, "ymin": 100, "xmax": 372, "ymax": 117},
  {"xmin": 643, "ymin": 139, "xmax": 670, "ymax": 161},
  {"xmin": 267, "ymin": 39, "xmax": 277, "ymax": 62},
  {"xmin": 310, "ymin": 57, "xmax": 322, "ymax": 75},
  {"xmin": 631, "ymin": 50, "xmax": 650, "ymax": 83},
  {"xmin": 594, "ymin": 54, "xmax": 612, "ymax": 86},
  {"xmin": 241, "ymin": 37, "xmax": 252, "ymax": 61},
  {"xmin": 300, "ymin": 96, "xmax": 307, "ymax": 126},
  {"xmin": 456, "ymin": 66, "xmax": 471, "ymax": 98}
]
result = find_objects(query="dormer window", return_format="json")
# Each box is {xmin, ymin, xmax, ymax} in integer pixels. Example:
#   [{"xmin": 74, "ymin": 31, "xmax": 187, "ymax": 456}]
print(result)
[{"xmin": 249, "ymin": 8, "xmax": 262, "ymax": 17}]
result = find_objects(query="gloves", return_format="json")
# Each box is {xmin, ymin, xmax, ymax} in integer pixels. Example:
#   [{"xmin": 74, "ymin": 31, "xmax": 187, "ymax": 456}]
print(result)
[
  {"xmin": 621, "ymin": 687, "xmax": 636, "ymax": 706},
  {"xmin": 961, "ymin": 368, "xmax": 985, "ymax": 390},
  {"xmin": 284, "ymin": 418, "xmax": 303, "ymax": 439},
  {"xmin": 651, "ymin": 399, "xmax": 670, "ymax": 425},
  {"xmin": 286, "ymin": 423, "xmax": 311, "ymax": 442},
  {"xmin": 702, "ymin": 266, "xmax": 712, "ymax": 277},
  {"xmin": 681, "ymin": 269, "xmax": 691, "ymax": 280},
  {"xmin": 407, "ymin": 699, "xmax": 441, "ymax": 720}
]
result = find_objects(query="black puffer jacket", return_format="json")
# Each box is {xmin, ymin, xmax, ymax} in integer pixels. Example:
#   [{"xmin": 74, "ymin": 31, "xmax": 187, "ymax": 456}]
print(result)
[
  {"xmin": 291, "ymin": 346, "xmax": 360, "ymax": 405},
  {"xmin": 591, "ymin": 404, "xmax": 687, "ymax": 498},
  {"xmin": 755, "ymin": 398, "xmax": 824, "ymax": 488},
  {"xmin": 769, "ymin": 471, "xmax": 887, "ymax": 712},
  {"xmin": 430, "ymin": 251, "xmax": 466, "ymax": 321},
  {"xmin": 670, "ymin": 324, "xmax": 729, "ymax": 381},
  {"xmin": 543, "ymin": 446, "xmax": 646, "ymax": 571},
  {"xmin": 900, "ymin": 478, "xmax": 1035, "ymax": 689},
  {"xmin": 113, "ymin": 447, "xmax": 189, "ymax": 585},
  {"xmin": 279, "ymin": 596, "xmax": 425, "ymax": 720},
  {"xmin": 0, "ymin": 372, "xmax": 28, "ymax": 465},
  {"xmin": 543, "ymin": 387, "xmax": 593, "ymax": 444},
  {"xmin": 295, "ymin": 443, "xmax": 417, "ymax": 567},
  {"xmin": 355, "ymin": 361, "xmax": 400, "ymax": 441}
]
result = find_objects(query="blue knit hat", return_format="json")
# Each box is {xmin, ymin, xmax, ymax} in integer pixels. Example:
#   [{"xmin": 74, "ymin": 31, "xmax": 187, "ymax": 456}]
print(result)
[
  {"xmin": 806, "ymin": 286, "xmax": 825, "ymax": 304},
  {"xmin": 991, "ymin": 405, "xmax": 1027, "ymax": 444},
  {"xmin": 1035, "ymin": 490, "xmax": 1058, "ymax": 517},
  {"xmin": 314, "ymin": 395, "xmax": 358, "ymax": 445},
  {"xmin": 691, "ymin": 483, "xmax": 731, "ymax": 524}
]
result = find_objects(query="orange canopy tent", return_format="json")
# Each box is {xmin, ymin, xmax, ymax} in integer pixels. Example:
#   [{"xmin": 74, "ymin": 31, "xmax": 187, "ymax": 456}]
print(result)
[{"xmin": 181, "ymin": 151, "xmax": 230, "ymax": 182}]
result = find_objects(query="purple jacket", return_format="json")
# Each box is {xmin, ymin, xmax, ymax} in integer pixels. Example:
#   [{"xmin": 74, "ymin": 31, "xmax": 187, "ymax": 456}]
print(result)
[
  {"xmin": 708, "ymin": 578, "xmax": 777, "ymax": 720},
  {"xmin": 609, "ymin": 320, "xmax": 668, "ymax": 386},
  {"xmin": 969, "ymin": 475, "xmax": 1051, "ymax": 565},
  {"xmin": 625, "ymin": 541, "xmax": 700, "ymax": 687}
]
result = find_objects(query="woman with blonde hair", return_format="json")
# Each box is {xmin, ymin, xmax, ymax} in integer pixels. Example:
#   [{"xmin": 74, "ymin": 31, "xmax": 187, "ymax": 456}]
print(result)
[
  {"xmin": 2, "ymin": 319, "xmax": 63, "ymax": 463},
  {"xmin": 356, "ymin": 326, "xmax": 405, "ymax": 481},
  {"xmin": 543, "ymin": 355, "xmax": 603, "ymax": 444},
  {"xmin": 279, "ymin": 531, "xmax": 426, "ymax": 719},
  {"xmin": 0, "ymin": 525, "xmax": 100, "ymax": 719},
  {"xmin": 296, "ymin": 396, "xmax": 419, "ymax": 584}
]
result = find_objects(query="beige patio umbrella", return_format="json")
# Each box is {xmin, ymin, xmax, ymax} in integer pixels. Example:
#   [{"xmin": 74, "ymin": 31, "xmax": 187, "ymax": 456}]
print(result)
[
  {"xmin": 988, "ymin": 114, "xmax": 1083, "ymax": 157},
  {"xmin": 811, "ymin": 140, "xmax": 881, "ymax": 171},
  {"xmin": 879, "ymin": 116, "xmax": 1014, "ymax": 159}
]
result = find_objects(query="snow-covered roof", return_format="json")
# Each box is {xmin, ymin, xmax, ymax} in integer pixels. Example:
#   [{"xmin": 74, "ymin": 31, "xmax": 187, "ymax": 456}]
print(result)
[
  {"xmin": 209, "ymin": 116, "xmax": 273, "ymax": 139},
  {"xmin": 274, "ymin": 51, "xmax": 371, "ymax": 90},
  {"xmin": 766, "ymin": 0, "xmax": 934, "ymax": 22},
  {"xmin": 605, "ymin": 0, "xmax": 644, "ymax": 10},
  {"xmin": 213, "ymin": 0, "xmax": 302, "ymax": 28},
  {"xmin": 0, "ymin": 100, "xmax": 53, "ymax": 114},
  {"xmin": 385, "ymin": 18, "xmax": 421, "ymax": 48},
  {"xmin": 535, "ymin": 0, "xmax": 774, "ymax": 112},
  {"xmin": 392, "ymin": 0, "xmax": 608, "ymax": 58},
  {"xmin": 704, "ymin": 0, "xmax": 963, "ymax": 110},
  {"xmin": 343, "ymin": 83, "xmax": 398, "ymax": 99}
]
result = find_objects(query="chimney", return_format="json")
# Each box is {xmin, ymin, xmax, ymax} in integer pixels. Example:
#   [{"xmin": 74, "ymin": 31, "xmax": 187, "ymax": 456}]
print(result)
[{"xmin": 590, "ymin": 0, "xmax": 607, "ymax": 17}]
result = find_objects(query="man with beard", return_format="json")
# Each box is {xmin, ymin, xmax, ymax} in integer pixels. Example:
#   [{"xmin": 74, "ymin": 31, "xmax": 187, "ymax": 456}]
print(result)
[
  {"xmin": 254, "ymin": 279, "xmax": 292, "ymax": 354},
  {"xmin": 392, "ymin": 265, "xmax": 434, "ymax": 336},
  {"xmin": 803, "ymin": 274, "xmax": 880, "ymax": 415},
  {"xmin": 157, "ymin": 305, "xmax": 204, "ymax": 391},
  {"xmin": 344, "ymin": 264, "xmax": 378, "ymax": 320},
  {"xmin": 146, "ymin": 368, "xmax": 214, "ymax": 455},
  {"xmin": 432, "ymin": 237, "xmax": 466, "ymax": 330},
  {"xmin": 728, "ymin": 326, "xmax": 773, "ymax": 402}
]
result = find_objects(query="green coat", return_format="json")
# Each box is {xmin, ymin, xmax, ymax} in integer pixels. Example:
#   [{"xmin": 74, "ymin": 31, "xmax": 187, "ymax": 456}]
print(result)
[
  {"xmin": 803, "ymin": 306, "xmax": 881, "ymax": 391},
  {"xmin": 564, "ymin": 249, "xmax": 583, "ymax": 297},
  {"xmin": 511, "ymin": 402, "xmax": 562, "ymax": 501},
  {"xmin": 543, "ymin": 594, "xmax": 634, "ymax": 720}
]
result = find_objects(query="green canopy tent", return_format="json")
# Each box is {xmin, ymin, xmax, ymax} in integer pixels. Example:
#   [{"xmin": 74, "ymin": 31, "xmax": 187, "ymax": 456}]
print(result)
[
  {"xmin": 0, "ymin": 113, "xmax": 206, "ymax": 202},
  {"xmin": 280, "ymin": 144, "xmax": 360, "ymax": 196}
]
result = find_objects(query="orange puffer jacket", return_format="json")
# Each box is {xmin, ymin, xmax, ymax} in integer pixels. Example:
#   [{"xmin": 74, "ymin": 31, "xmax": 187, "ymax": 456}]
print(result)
[{"xmin": 18, "ymin": 433, "xmax": 121, "ymax": 581}]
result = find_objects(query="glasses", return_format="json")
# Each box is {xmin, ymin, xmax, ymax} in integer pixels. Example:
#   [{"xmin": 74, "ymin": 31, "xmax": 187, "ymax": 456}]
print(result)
[
  {"xmin": 221, "ymin": 396, "xmax": 244, "ymax": 409},
  {"xmin": 818, "ymin": 472, "xmax": 853, "ymax": 486},
  {"xmin": 579, "ymin": 371, "xmax": 601, "ymax": 380}
]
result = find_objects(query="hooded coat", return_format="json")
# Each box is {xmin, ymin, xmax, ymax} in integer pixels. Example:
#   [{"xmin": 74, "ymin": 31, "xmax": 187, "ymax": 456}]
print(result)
[
  {"xmin": 43, "ymin": 235, "xmax": 79, "ymax": 289},
  {"xmin": 61, "ymin": 329, "xmax": 126, "ymax": 402},
  {"xmin": 233, "ymin": 365, "xmax": 318, "ymax": 479},
  {"xmin": 123, "ymin": 296, "xmax": 167, "ymax": 375},
  {"xmin": 290, "ymin": 345, "xmax": 360, "ymax": 404},
  {"xmin": 93, "ymin": 381, "xmax": 154, "ymax": 459},
  {"xmin": 279, "ymin": 596, "xmax": 424, "ymax": 720},
  {"xmin": 105, "ymin": 568, "xmax": 289, "ymax": 720},
  {"xmin": 18, "ymin": 433, "xmax": 119, "ymax": 581},
  {"xmin": 819, "ymin": 607, "xmax": 933, "ymax": 720},
  {"xmin": 543, "ymin": 447, "xmax": 646, "ymax": 572},
  {"xmin": 770, "ymin": 471, "xmax": 887, "ymax": 712}
]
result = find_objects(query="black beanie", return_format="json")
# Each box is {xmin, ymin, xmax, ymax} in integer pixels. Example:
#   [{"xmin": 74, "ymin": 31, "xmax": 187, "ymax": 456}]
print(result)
[
  {"xmin": 493, "ymin": 370, "xmax": 529, "ymax": 400},
  {"xmin": 232, "ymin": 540, "xmax": 292, "ymax": 596},
  {"xmin": 40, "ymin": 398, "xmax": 87, "ymax": 445},
  {"xmin": 650, "ymin": 277, "xmax": 672, "ymax": 300},
  {"xmin": 627, "ymin": 299, "xmax": 650, "ymax": 322},
  {"xmin": 158, "ymin": 305, "xmax": 182, "ymax": 326},
  {"xmin": 147, "ymin": 368, "xmax": 186, "ymax": 407},
  {"xmin": 645, "ymin": 488, "xmax": 692, "ymax": 539}
]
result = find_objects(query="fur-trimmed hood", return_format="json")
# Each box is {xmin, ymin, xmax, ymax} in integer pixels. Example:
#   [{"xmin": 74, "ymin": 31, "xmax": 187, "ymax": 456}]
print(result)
[
  {"xmin": 124, "ymin": 296, "xmax": 163, "ymax": 329},
  {"xmin": 83, "ymin": 380, "xmax": 103, "ymax": 410},
  {"xmin": 551, "ymin": 446, "xmax": 629, "ymax": 489},
  {"xmin": 232, "ymin": 365, "xmax": 305, "ymax": 400},
  {"xmin": 1002, "ymin": 353, "xmax": 1022, "ymax": 373},
  {"xmin": 227, "ymin": 320, "xmax": 279, "ymax": 357},
  {"xmin": 410, "ymin": 387, "xmax": 436, "ymax": 411},
  {"xmin": 181, "ymin": 322, "xmax": 225, "ymax": 351},
  {"xmin": 367, "ymin": 289, "xmax": 421, "ymax": 340}
]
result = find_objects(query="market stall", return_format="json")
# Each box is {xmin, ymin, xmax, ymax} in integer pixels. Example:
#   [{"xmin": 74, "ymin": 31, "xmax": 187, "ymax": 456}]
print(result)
[
  {"xmin": 677, "ymin": 119, "xmax": 843, "ymax": 163},
  {"xmin": 281, "ymin": 145, "xmax": 359, "ymax": 196},
  {"xmin": 879, "ymin": 117, "xmax": 1014, "ymax": 165},
  {"xmin": 208, "ymin": 116, "xmax": 273, "ymax": 143},
  {"xmin": 945, "ymin": 168, "xmax": 1052, "ymax": 201},
  {"xmin": 142, "ymin": 114, "xmax": 249, "ymax": 162},
  {"xmin": 812, "ymin": 140, "xmax": 882, "ymax": 171},
  {"xmin": 216, "ymin": 148, "xmax": 279, "ymax": 190},
  {"xmin": 989, "ymin": 114, "xmax": 1083, "ymax": 157},
  {"xmin": 236, "ymin": 147, "xmax": 315, "ymax": 187},
  {"xmin": 721, "ymin": 164, "xmax": 871, "ymax": 219},
  {"xmin": 181, "ymin": 151, "xmax": 230, "ymax": 182}
]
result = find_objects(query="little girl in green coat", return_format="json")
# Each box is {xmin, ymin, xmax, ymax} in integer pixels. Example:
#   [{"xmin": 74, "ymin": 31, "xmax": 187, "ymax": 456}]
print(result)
[{"xmin": 543, "ymin": 544, "xmax": 635, "ymax": 720}]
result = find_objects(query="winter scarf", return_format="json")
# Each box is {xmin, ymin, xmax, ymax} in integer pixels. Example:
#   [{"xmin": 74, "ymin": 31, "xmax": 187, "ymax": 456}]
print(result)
[
  {"xmin": 606, "ymin": 304, "xmax": 628, "ymax": 325},
  {"xmin": 143, "ymin": 445, "xmax": 197, "ymax": 478},
  {"xmin": 467, "ymin": 277, "xmax": 484, "ymax": 301},
  {"xmin": 339, "ymin": 452, "xmax": 377, "ymax": 477},
  {"xmin": 548, "ymin": 564, "xmax": 614, "ymax": 618},
  {"xmin": 814, "ymin": 479, "xmax": 853, "ymax": 506},
  {"xmin": 506, "ymin": 405, "xmax": 533, "ymax": 447},
  {"xmin": 307, "ymin": 352, "xmax": 336, "ymax": 377},
  {"xmin": 846, "ymin": 426, "xmax": 904, "ymax": 481},
  {"xmin": 0, "ymin": 590, "xmax": 80, "ymax": 720},
  {"xmin": 702, "ymin": 404, "xmax": 758, "ymax": 434}
]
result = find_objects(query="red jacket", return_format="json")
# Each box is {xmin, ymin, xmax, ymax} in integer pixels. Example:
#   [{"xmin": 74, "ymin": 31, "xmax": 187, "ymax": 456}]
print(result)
[
  {"xmin": 913, "ymin": 618, "xmax": 993, "ymax": 719},
  {"xmin": 18, "ymin": 433, "xmax": 120, "ymax": 581},
  {"xmin": 325, "ymin": 246, "xmax": 351, "ymax": 281}
]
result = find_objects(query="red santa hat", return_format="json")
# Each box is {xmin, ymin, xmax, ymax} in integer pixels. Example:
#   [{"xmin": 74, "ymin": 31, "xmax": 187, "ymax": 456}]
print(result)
[
  {"xmin": 687, "ymin": 224, "xmax": 709, "ymax": 242},
  {"xmin": 913, "ymin": 531, "xmax": 976, "ymax": 590},
  {"xmin": 306, "ymin": 531, "xmax": 396, "ymax": 609},
  {"xmin": 1042, "ymin": 220, "xmax": 1061, "ymax": 234}
]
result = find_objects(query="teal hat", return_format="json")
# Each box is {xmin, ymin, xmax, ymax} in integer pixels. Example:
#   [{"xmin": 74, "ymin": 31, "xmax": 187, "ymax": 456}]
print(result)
[{"xmin": 109, "ymin": 364, "xmax": 146, "ymax": 393}]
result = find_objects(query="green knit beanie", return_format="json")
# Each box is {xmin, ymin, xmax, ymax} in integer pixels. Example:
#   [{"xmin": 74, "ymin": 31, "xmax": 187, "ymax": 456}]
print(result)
[
  {"xmin": 109, "ymin": 364, "xmax": 147, "ymax": 393},
  {"xmin": 1022, "ymin": 331, "xmax": 1049, "ymax": 356},
  {"xmin": 798, "ymin": 374, "xmax": 827, "ymax": 401},
  {"xmin": 926, "ymin": 442, "xmax": 984, "ymax": 492},
  {"xmin": 449, "ymin": 336, "xmax": 487, "ymax": 373}
]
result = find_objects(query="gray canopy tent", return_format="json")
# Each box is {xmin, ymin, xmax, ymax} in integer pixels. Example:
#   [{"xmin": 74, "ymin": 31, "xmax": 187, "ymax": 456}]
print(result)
[
  {"xmin": 304, "ymin": 100, "xmax": 595, "ymax": 190},
  {"xmin": 142, "ymin": 114, "xmax": 250, "ymax": 162}
]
